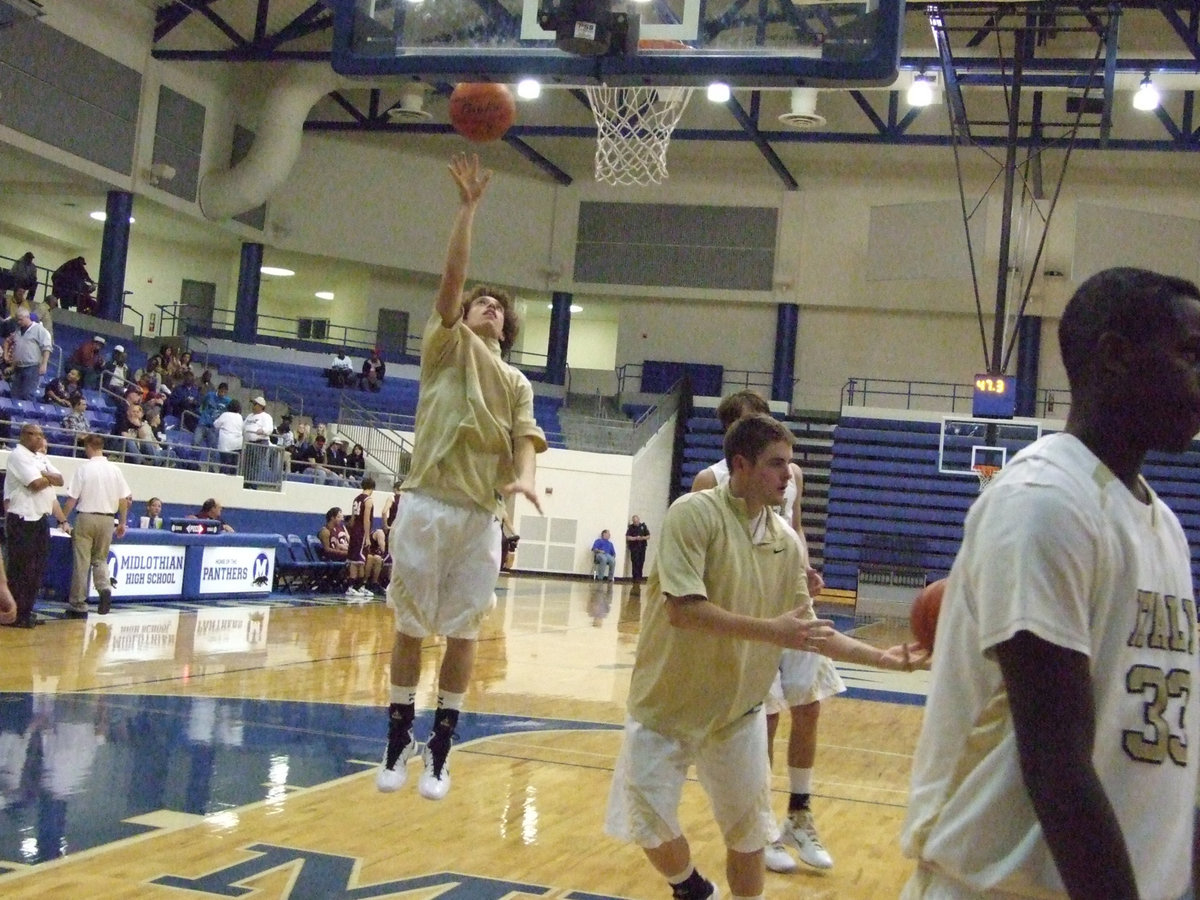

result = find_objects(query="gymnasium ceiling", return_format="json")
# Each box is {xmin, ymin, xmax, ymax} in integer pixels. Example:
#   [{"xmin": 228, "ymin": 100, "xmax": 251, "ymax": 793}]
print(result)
[{"xmin": 135, "ymin": 0, "xmax": 1200, "ymax": 188}]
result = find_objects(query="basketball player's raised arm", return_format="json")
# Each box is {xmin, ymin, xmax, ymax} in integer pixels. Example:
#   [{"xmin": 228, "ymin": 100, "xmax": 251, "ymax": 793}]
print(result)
[
  {"xmin": 435, "ymin": 154, "xmax": 492, "ymax": 328},
  {"xmin": 995, "ymin": 631, "xmax": 1138, "ymax": 899}
]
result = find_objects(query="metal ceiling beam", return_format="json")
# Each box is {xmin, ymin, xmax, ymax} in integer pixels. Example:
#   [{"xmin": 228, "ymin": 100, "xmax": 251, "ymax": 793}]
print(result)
[{"xmin": 723, "ymin": 96, "xmax": 799, "ymax": 189}]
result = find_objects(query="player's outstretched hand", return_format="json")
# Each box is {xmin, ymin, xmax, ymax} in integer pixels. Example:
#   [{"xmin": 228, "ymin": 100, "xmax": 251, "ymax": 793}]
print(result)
[
  {"xmin": 449, "ymin": 153, "xmax": 492, "ymax": 205},
  {"xmin": 775, "ymin": 609, "xmax": 835, "ymax": 651},
  {"xmin": 879, "ymin": 641, "xmax": 932, "ymax": 672},
  {"xmin": 500, "ymin": 478, "xmax": 543, "ymax": 515},
  {"xmin": 806, "ymin": 566, "xmax": 824, "ymax": 597}
]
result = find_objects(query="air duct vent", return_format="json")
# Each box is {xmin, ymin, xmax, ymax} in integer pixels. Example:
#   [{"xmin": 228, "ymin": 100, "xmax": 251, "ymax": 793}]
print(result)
[{"xmin": 778, "ymin": 87, "xmax": 826, "ymax": 129}]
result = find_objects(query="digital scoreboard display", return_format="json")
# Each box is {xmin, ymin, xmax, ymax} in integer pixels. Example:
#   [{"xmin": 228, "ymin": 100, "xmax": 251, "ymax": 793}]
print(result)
[{"xmin": 972, "ymin": 374, "xmax": 1017, "ymax": 419}]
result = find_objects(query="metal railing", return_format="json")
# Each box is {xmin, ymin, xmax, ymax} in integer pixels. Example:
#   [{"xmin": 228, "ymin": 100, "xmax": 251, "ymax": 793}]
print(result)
[
  {"xmin": 240, "ymin": 441, "xmax": 286, "ymax": 491},
  {"xmin": 557, "ymin": 379, "xmax": 682, "ymax": 455},
  {"xmin": 841, "ymin": 377, "xmax": 1069, "ymax": 419},
  {"xmin": 337, "ymin": 394, "xmax": 414, "ymax": 482}
]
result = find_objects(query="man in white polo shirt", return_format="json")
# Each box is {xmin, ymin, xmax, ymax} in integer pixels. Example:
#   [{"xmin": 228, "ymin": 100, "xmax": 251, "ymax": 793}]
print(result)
[
  {"xmin": 3, "ymin": 424, "xmax": 69, "ymax": 627},
  {"xmin": 61, "ymin": 434, "xmax": 132, "ymax": 616},
  {"xmin": 242, "ymin": 395, "xmax": 277, "ymax": 484}
]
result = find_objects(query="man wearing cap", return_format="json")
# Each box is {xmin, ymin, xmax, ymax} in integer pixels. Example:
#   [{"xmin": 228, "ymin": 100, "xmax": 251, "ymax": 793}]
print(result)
[
  {"xmin": 4, "ymin": 307, "xmax": 52, "ymax": 400},
  {"xmin": 102, "ymin": 345, "xmax": 130, "ymax": 392},
  {"xmin": 9, "ymin": 252, "xmax": 37, "ymax": 304},
  {"xmin": 69, "ymin": 335, "xmax": 107, "ymax": 389},
  {"xmin": 242, "ymin": 396, "xmax": 277, "ymax": 484},
  {"xmin": 328, "ymin": 436, "xmax": 351, "ymax": 482}
]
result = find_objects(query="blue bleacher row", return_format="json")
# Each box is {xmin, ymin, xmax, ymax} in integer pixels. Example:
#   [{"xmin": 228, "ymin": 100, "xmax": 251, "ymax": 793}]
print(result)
[
  {"xmin": 680, "ymin": 409, "xmax": 1200, "ymax": 598},
  {"xmin": 44, "ymin": 325, "xmax": 566, "ymax": 458}
]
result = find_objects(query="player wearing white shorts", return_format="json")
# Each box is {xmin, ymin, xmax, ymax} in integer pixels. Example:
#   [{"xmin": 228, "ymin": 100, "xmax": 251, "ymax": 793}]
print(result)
[
  {"xmin": 376, "ymin": 154, "xmax": 546, "ymax": 802},
  {"xmin": 902, "ymin": 267, "xmax": 1200, "ymax": 899},
  {"xmin": 693, "ymin": 391, "xmax": 844, "ymax": 873},
  {"xmin": 612, "ymin": 414, "xmax": 922, "ymax": 900}
]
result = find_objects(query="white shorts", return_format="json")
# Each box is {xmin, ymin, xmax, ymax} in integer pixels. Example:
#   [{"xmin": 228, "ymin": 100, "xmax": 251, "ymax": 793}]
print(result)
[
  {"xmin": 765, "ymin": 672, "xmax": 787, "ymax": 716},
  {"xmin": 387, "ymin": 491, "xmax": 500, "ymax": 639},
  {"xmin": 605, "ymin": 709, "xmax": 775, "ymax": 854},
  {"xmin": 778, "ymin": 649, "xmax": 846, "ymax": 707}
]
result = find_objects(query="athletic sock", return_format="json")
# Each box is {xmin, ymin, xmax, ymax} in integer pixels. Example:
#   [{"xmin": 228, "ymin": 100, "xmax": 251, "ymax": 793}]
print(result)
[
  {"xmin": 389, "ymin": 685, "xmax": 417, "ymax": 706},
  {"xmin": 667, "ymin": 866, "xmax": 713, "ymax": 900},
  {"xmin": 788, "ymin": 767, "xmax": 813, "ymax": 812}
]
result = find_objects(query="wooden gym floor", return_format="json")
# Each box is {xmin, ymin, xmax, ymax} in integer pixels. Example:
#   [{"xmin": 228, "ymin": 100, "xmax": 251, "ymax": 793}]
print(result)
[{"xmin": 0, "ymin": 576, "xmax": 928, "ymax": 899}]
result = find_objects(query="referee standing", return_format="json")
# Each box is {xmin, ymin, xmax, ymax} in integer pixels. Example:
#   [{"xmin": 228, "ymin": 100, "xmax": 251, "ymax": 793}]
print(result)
[
  {"xmin": 60, "ymin": 434, "xmax": 131, "ymax": 616},
  {"xmin": 3, "ymin": 424, "xmax": 69, "ymax": 628}
]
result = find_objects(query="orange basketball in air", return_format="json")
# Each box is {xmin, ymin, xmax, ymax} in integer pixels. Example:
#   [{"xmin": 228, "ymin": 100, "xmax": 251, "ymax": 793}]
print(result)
[
  {"xmin": 910, "ymin": 578, "xmax": 946, "ymax": 651},
  {"xmin": 448, "ymin": 83, "xmax": 517, "ymax": 143}
]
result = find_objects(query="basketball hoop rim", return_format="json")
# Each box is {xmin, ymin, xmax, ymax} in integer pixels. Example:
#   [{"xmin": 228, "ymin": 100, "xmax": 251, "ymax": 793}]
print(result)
[{"xmin": 973, "ymin": 464, "xmax": 1000, "ymax": 490}]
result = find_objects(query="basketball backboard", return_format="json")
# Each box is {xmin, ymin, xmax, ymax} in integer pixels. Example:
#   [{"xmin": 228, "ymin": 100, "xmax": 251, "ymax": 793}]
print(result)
[
  {"xmin": 937, "ymin": 417, "xmax": 1043, "ymax": 477},
  {"xmin": 330, "ymin": 0, "xmax": 904, "ymax": 87}
]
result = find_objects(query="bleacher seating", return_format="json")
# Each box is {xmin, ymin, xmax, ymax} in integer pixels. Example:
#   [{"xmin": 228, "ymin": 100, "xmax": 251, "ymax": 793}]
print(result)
[
  {"xmin": 199, "ymin": 350, "xmax": 565, "ymax": 445},
  {"xmin": 822, "ymin": 417, "xmax": 977, "ymax": 593},
  {"xmin": 823, "ymin": 413, "xmax": 1200, "ymax": 596},
  {"xmin": 677, "ymin": 405, "xmax": 834, "ymax": 570}
]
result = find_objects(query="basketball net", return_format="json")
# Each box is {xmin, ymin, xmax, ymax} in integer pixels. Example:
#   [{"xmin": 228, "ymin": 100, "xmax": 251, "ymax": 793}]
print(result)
[
  {"xmin": 584, "ymin": 85, "xmax": 694, "ymax": 186},
  {"xmin": 973, "ymin": 465, "xmax": 1000, "ymax": 493}
]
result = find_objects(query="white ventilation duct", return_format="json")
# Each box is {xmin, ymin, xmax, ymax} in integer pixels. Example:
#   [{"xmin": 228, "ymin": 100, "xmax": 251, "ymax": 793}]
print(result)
[
  {"xmin": 386, "ymin": 85, "xmax": 432, "ymax": 122},
  {"xmin": 778, "ymin": 88, "xmax": 825, "ymax": 129},
  {"xmin": 199, "ymin": 63, "xmax": 343, "ymax": 221}
]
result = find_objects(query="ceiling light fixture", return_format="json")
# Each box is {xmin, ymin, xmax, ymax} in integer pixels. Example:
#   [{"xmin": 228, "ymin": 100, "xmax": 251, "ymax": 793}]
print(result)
[
  {"xmin": 1133, "ymin": 74, "xmax": 1160, "ymax": 111},
  {"xmin": 706, "ymin": 82, "xmax": 731, "ymax": 103},
  {"xmin": 517, "ymin": 78, "xmax": 542, "ymax": 100},
  {"xmin": 90, "ymin": 211, "xmax": 134, "ymax": 223},
  {"xmin": 260, "ymin": 266, "xmax": 295, "ymax": 277},
  {"xmin": 907, "ymin": 73, "xmax": 934, "ymax": 107},
  {"xmin": 315, "ymin": 291, "xmax": 335, "ymax": 300}
]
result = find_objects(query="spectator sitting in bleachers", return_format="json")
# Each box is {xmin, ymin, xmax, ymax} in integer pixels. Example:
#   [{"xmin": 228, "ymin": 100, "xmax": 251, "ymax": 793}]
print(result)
[
  {"xmin": 327, "ymin": 437, "xmax": 350, "ymax": 478},
  {"xmin": 343, "ymin": 443, "xmax": 366, "ymax": 482},
  {"xmin": 157, "ymin": 346, "xmax": 179, "ymax": 382},
  {"xmin": 114, "ymin": 403, "xmax": 172, "ymax": 466},
  {"xmin": 68, "ymin": 335, "xmax": 106, "ymax": 389},
  {"xmin": 316, "ymin": 507, "xmax": 350, "ymax": 562},
  {"xmin": 166, "ymin": 369, "xmax": 200, "ymax": 428},
  {"xmin": 135, "ymin": 356, "xmax": 167, "ymax": 393},
  {"xmin": 326, "ymin": 349, "xmax": 354, "ymax": 388},
  {"xmin": 61, "ymin": 396, "xmax": 89, "ymax": 453},
  {"xmin": 292, "ymin": 433, "xmax": 344, "ymax": 485},
  {"xmin": 43, "ymin": 368, "xmax": 82, "ymax": 407},
  {"xmin": 135, "ymin": 373, "xmax": 169, "ymax": 422},
  {"xmin": 192, "ymin": 381, "xmax": 231, "ymax": 452},
  {"xmin": 272, "ymin": 415, "xmax": 296, "ymax": 450},
  {"xmin": 359, "ymin": 349, "xmax": 385, "ymax": 392},
  {"xmin": 190, "ymin": 498, "xmax": 234, "ymax": 533},
  {"xmin": 175, "ymin": 350, "xmax": 195, "ymax": 382},
  {"xmin": 102, "ymin": 345, "xmax": 131, "ymax": 392}
]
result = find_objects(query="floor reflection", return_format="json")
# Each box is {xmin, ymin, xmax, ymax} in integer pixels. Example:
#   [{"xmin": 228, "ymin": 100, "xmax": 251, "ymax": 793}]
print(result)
[{"xmin": 0, "ymin": 691, "xmax": 614, "ymax": 867}]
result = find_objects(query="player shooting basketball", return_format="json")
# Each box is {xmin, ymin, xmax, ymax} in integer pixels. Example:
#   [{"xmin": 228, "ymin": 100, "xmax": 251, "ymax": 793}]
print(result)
[
  {"xmin": 902, "ymin": 267, "xmax": 1200, "ymax": 899},
  {"xmin": 376, "ymin": 153, "xmax": 547, "ymax": 801}
]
